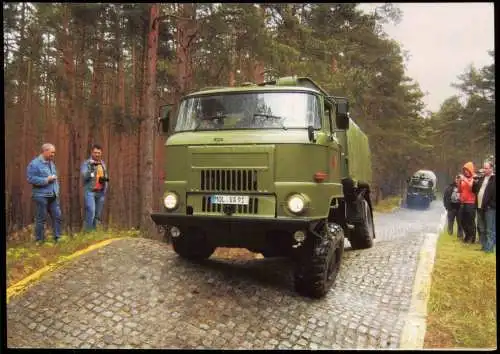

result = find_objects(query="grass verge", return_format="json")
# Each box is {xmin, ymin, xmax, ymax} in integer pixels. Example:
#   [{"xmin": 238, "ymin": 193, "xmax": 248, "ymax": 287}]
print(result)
[
  {"xmin": 373, "ymin": 196, "xmax": 401, "ymax": 213},
  {"xmin": 6, "ymin": 228, "xmax": 140, "ymax": 288},
  {"xmin": 424, "ymin": 230, "xmax": 497, "ymax": 349}
]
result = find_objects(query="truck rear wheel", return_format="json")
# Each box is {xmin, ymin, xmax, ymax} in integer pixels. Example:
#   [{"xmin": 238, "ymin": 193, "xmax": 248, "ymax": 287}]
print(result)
[
  {"xmin": 171, "ymin": 230, "xmax": 215, "ymax": 260},
  {"xmin": 349, "ymin": 199, "xmax": 375, "ymax": 250},
  {"xmin": 294, "ymin": 221, "xmax": 344, "ymax": 298}
]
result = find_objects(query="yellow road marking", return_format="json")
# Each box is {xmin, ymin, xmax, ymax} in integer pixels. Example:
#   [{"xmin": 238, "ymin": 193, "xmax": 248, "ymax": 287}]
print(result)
[{"xmin": 6, "ymin": 237, "xmax": 128, "ymax": 304}]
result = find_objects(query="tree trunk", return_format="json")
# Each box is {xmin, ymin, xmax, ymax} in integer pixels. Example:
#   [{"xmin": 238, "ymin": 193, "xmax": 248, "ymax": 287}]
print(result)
[
  {"xmin": 114, "ymin": 16, "xmax": 126, "ymax": 227},
  {"xmin": 140, "ymin": 3, "xmax": 160, "ymax": 237},
  {"xmin": 175, "ymin": 4, "xmax": 197, "ymax": 98},
  {"xmin": 127, "ymin": 43, "xmax": 137, "ymax": 227},
  {"xmin": 135, "ymin": 21, "xmax": 148, "ymax": 227},
  {"xmin": 13, "ymin": 2, "xmax": 28, "ymax": 231},
  {"xmin": 62, "ymin": 4, "xmax": 81, "ymax": 233},
  {"xmin": 252, "ymin": 60, "xmax": 265, "ymax": 84}
]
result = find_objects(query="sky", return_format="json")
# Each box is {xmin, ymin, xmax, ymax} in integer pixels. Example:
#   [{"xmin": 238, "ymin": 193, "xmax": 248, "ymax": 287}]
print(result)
[{"xmin": 359, "ymin": 3, "xmax": 495, "ymax": 113}]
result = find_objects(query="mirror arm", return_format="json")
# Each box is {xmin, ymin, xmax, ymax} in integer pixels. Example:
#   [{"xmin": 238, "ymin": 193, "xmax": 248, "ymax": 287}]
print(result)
[{"xmin": 307, "ymin": 125, "xmax": 316, "ymax": 143}]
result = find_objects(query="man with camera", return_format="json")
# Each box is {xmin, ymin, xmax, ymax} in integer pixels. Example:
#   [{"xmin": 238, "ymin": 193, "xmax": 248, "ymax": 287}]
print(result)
[
  {"xmin": 443, "ymin": 175, "xmax": 463, "ymax": 238},
  {"xmin": 81, "ymin": 144, "xmax": 109, "ymax": 232},
  {"xmin": 473, "ymin": 161, "xmax": 496, "ymax": 253}
]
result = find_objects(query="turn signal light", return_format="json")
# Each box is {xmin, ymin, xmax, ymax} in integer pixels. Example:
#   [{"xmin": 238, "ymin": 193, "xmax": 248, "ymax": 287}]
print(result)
[{"xmin": 314, "ymin": 171, "xmax": 328, "ymax": 182}]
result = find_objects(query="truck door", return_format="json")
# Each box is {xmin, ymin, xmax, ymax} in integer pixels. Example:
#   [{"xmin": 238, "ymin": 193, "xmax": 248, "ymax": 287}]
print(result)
[{"xmin": 324, "ymin": 102, "xmax": 342, "ymax": 183}]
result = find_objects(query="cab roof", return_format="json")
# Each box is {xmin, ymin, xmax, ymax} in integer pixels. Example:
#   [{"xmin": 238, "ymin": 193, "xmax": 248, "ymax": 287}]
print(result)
[
  {"xmin": 184, "ymin": 85, "xmax": 320, "ymax": 98},
  {"xmin": 184, "ymin": 76, "xmax": 337, "ymax": 104}
]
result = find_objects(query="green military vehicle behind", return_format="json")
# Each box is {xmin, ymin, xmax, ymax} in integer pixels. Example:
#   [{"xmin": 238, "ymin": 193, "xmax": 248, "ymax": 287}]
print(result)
[
  {"xmin": 151, "ymin": 76, "xmax": 375, "ymax": 298},
  {"xmin": 405, "ymin": 170, "xmax": 437, "ymax": 209}
]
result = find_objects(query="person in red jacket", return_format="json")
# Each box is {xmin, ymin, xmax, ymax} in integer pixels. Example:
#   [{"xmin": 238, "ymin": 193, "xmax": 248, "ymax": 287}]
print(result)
[{"xmin": 457, "ymin": 161, "xmax": 477, "ymax": 243}]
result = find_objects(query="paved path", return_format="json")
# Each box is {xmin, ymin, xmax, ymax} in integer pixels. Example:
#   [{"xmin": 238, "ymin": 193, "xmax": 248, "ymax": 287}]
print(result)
[{"xmin": 7, "ymin": 202, "xmax": 445, "ymax": 349}]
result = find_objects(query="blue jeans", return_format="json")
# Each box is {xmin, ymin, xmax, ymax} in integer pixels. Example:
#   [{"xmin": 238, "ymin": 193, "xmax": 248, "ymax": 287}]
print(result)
[
  {"xmin": 477, "ymin": 208, "xmax": 490, "ymax": 249},
  {"xmin": 84, "ymin": 190, "xmax": 105, "ymax": 231},
  {"xmin": 484, "ymin": 208, "xmax": 496, "ymax": 253},
  {"xmin": 33, "ymin": 195, "xmax": 62, "ymax": 242}
]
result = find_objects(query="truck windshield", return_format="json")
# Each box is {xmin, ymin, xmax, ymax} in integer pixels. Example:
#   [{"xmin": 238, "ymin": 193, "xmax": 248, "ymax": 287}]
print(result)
[{"xmin": 174, "ymin": 91, "xmax": 321, "ymax": 132}]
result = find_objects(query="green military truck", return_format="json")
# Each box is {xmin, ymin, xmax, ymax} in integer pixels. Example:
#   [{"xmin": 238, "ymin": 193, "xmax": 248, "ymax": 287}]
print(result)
[
  {"xmin": 405, "ymin": 170, "xmax": 437, "ymax": 209},
  {"xmin": 151, "ymin": 76, "xmax": 375, "ymax": 298}
]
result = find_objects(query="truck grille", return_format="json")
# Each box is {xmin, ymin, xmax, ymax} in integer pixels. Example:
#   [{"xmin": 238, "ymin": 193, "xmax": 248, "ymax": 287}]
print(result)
[
  {"xmin": 200, "ymin": 169, "xmax": 258, "ymax": 191},
  {"xmin": 201, "ymin": 195, "xmax": 259, "ymax": 214}
]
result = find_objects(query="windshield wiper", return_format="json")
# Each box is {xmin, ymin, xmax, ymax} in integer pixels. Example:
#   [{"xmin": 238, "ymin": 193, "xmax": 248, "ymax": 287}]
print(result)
[
  {"xmin": 194, "ymin": 114, "xmax": 227, "ymax": 131},
  {"xmin": 252, "ymin": 113, "xmax": 287, "ymax": 129}
]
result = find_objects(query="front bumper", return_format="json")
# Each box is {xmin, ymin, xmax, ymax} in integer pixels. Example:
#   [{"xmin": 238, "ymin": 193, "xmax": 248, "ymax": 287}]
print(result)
[
  {"xmin": 150, "ymin": 213, "xmax": 321, "ymax": 235},
  {"xmin": 407, "ymin": 193, "xmax": 431, "ymax": 200}
]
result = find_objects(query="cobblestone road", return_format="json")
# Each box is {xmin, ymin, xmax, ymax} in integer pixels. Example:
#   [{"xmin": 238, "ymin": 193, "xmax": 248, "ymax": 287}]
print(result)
[{"xmin": 7, "ymin": 202, "xmax": 445, "ymax": 349}]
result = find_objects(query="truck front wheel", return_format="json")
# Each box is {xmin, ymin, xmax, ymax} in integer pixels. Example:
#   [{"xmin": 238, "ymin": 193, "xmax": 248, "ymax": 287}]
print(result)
[
  {"xmin": 349, "ymin": 199, "xmax": 375, "ymax": 250},
  {"xmin": 294, "ymin": 221, "xmax": 344, "ymax": 298},
  {"xmin": 171, "ymin": 229, "xmax": 215, "ymax": 260}
]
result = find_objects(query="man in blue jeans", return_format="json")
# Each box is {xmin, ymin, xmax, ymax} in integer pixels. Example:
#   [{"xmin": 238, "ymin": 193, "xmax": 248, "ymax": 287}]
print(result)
[
  {"xmin": 81, "ymin": 144, "xmax": 109, "ymax": 231},
  {"xmin": 473, "ymin": 161, "xmax": 496, "ymax": 253},
  {"xmin": 26, "ymin": 143, "xmax": 62, "ymax": 244}
]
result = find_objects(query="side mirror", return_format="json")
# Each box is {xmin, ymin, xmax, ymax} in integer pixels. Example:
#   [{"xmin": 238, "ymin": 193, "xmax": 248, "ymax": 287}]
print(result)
[
  {"xmin": 406, "ymin": 177, "xmax": 411, "ymax": 183},
  {"xmin": 335, "ymin": 99, "xmax": 350, "ymax": 130},
  {"xmin": 158, "ymin": 104, "xmax": 173, "ymax": 134}
]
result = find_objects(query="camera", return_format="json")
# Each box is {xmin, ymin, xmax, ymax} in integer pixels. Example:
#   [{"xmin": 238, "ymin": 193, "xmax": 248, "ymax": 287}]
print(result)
[{"xmin": 98, "ymin": 177, "xmax": 109, "ymax": 184}]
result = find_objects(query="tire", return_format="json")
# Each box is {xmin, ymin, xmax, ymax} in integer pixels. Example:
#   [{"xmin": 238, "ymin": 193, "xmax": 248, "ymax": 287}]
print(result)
[
  {"xmin": 171, "ymin": 230, "xmax": 215, "ymax": 260},
  {"xmin": 349, "ymin": 199, "xmax": 375, "ymax": 250},
  {"xmin": 294, "ymin": 221, "xmax": 344, "ymax": 298}
]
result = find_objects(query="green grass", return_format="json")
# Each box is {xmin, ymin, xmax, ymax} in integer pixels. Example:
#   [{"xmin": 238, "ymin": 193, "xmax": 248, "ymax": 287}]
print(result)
[
  {"xmin": 373, "ymin": 196, "xmax": 401, "ymax": 213},
  {"xmin": 424, "ymin": 229, "xmax": 497, "ymax": 349},
  {"xmin": 6, "ymin": 227, "xmax": 141, "ymax": 288}
]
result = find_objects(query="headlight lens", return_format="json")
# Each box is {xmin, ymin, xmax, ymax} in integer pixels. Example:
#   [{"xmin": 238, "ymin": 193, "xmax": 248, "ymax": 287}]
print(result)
[
  {"xmin": 163, "ymin": 193, "xmax": 178, "ymax": 210},
  {"xmin": 287, "ymin": 194, "xmax": 306, "ymax": 214}
]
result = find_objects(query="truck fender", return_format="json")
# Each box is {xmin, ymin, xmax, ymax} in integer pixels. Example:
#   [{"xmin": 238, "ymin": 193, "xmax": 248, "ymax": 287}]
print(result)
[{"xmin": 341, "ymin": 179, "xmax": 375, "ymax": 239}]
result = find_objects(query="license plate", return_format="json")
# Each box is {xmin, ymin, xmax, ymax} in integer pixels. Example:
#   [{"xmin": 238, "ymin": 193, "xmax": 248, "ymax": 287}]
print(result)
[{"xmin": 211, "ymin": 195, "xmax": 249, "ymax": 205}]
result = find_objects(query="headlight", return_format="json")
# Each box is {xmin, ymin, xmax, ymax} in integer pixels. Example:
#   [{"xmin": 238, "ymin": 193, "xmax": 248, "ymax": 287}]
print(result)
[
  {"xmin": 163, "ymin": 192, "xmax": 178, "ymax": 210},
  {"xmin": 287, "ymin": 194, "xmax": 306, "ymax": 214}
]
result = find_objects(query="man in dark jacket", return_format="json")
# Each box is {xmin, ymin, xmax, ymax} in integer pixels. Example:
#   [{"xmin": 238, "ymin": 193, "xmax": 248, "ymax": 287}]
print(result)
[
  {"xmin": 443, "ymin": 175, "xmax": 463, "ymax": 237},
  {"xmin": 472, "ymin": 161, "xmax": 496, "ymax": 253}
]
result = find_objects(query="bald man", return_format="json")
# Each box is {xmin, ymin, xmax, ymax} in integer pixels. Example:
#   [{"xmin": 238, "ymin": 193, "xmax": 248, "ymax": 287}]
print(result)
[{"xmin": 26, "ymin": 143, "xmax": 62, "ymax": 244}]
